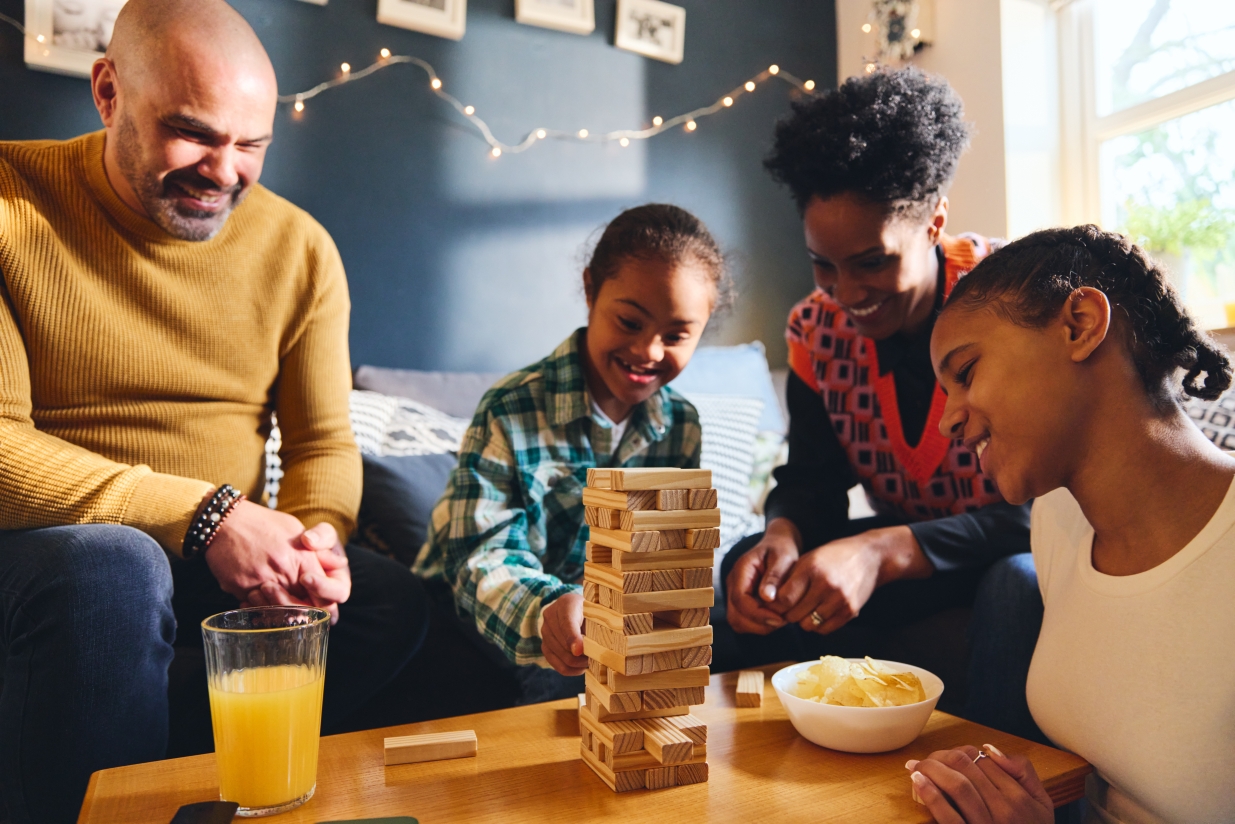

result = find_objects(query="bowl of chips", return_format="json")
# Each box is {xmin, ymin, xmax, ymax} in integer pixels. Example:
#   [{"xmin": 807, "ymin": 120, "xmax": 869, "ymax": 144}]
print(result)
[{"xmin": 771, "ymin": 657, "xmax": 944, "ymax": 753}]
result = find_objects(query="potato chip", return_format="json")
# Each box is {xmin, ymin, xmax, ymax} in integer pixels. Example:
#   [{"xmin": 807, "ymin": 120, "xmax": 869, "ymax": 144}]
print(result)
[{"xmin": 790, "ymin": 656, "xmax": 925, "ymax": 707}]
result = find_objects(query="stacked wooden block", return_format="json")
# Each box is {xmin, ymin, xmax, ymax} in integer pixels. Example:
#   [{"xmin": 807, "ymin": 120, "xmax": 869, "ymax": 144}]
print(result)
[{"xmin": 578, "ymin": 467, "xmax": 718, "ymax": 792}]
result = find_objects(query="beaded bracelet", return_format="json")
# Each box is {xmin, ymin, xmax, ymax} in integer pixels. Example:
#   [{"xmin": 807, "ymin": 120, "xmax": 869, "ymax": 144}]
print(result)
[{"xmin": 182, "ymin": 484, "xmax": 246, "ymax": 560}]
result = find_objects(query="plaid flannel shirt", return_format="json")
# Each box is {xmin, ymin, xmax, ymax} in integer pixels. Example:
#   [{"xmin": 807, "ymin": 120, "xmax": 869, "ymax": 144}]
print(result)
[{"xmin": 413, "ymin": 329, "xmax": 702, "ymax": 665}]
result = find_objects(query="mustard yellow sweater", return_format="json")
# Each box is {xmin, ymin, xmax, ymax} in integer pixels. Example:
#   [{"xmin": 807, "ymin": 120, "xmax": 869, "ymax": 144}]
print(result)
[{"xmin": 0, "ymin": 131, "xmax": 360, "ymax": 556}]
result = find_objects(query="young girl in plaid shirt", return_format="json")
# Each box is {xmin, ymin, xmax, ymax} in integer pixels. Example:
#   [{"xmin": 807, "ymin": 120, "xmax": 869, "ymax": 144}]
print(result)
[{"xmin": 415, "ymin": 204, "xmax": 733, "ymax": 678}]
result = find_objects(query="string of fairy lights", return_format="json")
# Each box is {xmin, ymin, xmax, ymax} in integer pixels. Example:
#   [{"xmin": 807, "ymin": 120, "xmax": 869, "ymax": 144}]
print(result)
[
  {"xmin": 280, "ymin": 51, "xmax": 817, "ymax": 157},
  {"xmin": 1, "ymin": 11, "xmax": 819, "ymax": 159}
]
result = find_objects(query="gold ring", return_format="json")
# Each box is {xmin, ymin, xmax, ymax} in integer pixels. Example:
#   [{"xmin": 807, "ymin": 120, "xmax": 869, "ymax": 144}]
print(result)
[{"xmin": 808, "ymin": 610, "xmax": 824, "ymax": 626}]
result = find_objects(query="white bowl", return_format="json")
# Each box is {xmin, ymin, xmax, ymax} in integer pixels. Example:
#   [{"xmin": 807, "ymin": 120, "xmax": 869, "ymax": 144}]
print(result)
[{"xmin": 771, "ymin": 659, "xmax": 944, "ymax": 754}]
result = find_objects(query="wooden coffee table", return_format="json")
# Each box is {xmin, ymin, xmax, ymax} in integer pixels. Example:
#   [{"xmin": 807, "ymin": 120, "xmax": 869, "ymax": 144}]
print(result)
[{"xmin": 78, "ymin": 665, "xmax": 1090, "ymax": 823}]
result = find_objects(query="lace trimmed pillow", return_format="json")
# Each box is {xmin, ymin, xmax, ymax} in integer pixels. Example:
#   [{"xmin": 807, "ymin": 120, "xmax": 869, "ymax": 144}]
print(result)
[{"xmin": 349, "ymin": 389, "xmax": 469, "ymax": 457}]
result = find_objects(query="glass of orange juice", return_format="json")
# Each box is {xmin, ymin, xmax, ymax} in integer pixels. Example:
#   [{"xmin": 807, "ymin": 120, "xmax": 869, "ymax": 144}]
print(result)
[{"xmin": 202, "ymin": 606, "xmax": 329, "ymax": 817}]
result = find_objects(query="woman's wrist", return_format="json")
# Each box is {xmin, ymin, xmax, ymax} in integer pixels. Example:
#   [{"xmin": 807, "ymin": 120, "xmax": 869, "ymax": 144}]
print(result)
[
  {"xmin": 764, "ymin": 516, "xmax": 804, "ymax": 552},
  {"xmin": 871, "ymin": 526, "xmax": 933, "ymax": 586}
]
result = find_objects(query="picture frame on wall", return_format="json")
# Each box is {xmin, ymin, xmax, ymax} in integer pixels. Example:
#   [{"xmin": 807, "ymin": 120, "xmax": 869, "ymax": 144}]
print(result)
[
  {"xmin": 614, "ymin": 0, "xmax": 684, "ymax": 65},
  {"xmin": 23, "ymin": 0, "xmax": 128, "ymax": 78},
  {"xmin": 376, "ymin": 0, "xmax": 466, "ymax": 41},
  {"xmin": 515, "ymin": 0, "xmax": 595, "ymax": 36}
]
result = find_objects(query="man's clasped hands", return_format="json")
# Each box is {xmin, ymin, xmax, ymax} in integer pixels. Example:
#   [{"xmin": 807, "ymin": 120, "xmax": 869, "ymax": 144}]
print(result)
[{"xmin": 203, "ymin": 500, "xmax": 352, "ymax": 624}]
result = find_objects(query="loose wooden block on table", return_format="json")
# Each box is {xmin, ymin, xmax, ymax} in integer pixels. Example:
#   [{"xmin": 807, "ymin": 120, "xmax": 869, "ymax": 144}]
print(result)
[
  {"xmin": 77, "ymin": 666, "xmax": 1092, "ymax": 824},
  {"xmin": 383, "ymin": 730, "xmax": 477, "ymax": 765},
  {"xmin": 588, "ymin": 468, "xmax": 712, "ymax": 490},
  {"xmin": 735, "ymin": 670, "xmax": 764, "ymax": 708}
]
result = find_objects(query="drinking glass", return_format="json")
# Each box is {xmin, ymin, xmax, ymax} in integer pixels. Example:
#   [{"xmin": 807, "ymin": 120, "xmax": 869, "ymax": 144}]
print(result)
[{"xmin": 202, "ymin": 606, "xmax": 329, "ymax": 817}]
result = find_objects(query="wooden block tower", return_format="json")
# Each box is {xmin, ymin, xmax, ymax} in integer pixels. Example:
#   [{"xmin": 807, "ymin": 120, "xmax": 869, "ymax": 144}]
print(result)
[{"xmin": 578, "ymin": 467, "xmax": 718, "ymax": 792}]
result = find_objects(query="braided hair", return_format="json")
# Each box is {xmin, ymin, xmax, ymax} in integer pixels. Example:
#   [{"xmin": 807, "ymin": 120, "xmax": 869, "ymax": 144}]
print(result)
[{"xmin": 944, "ymin": 224, "xmax": 1232, "ymax": 401}]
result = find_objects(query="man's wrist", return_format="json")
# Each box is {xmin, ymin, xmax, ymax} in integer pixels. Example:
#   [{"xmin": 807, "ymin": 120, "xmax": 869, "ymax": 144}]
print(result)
[
  {"xmin": 873, "ymin": 526, "xmax": 933, "ymax": 586},
  {"xmin": 183, "ymin": 485, "xmax": 245, "ymax": 560}
]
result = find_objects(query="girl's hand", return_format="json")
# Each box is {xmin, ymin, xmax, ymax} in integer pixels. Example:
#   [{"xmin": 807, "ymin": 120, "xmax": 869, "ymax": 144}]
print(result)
[
  {"xmin": 541, "ymin": 592, "xmax": 588, "ymax": 675},
  {"xmin": 908, "ymin": 744, "xmax": 1054, "ymax": 824}
]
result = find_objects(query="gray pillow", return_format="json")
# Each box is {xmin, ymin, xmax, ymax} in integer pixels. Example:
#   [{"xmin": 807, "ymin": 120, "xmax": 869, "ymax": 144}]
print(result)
[
  {"xmin": 353, "ymin": 365, "xmax": 505, "ymax": 420},
  {"xmin": 356, "ymin": 452, "xmax": 457, "ymax": 566}
]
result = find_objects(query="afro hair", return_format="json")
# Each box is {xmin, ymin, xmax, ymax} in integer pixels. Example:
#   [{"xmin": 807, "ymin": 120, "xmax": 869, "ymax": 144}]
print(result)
[{"xmin": 764, "ymin": 66, "xmax": 971, "ymax": 214}]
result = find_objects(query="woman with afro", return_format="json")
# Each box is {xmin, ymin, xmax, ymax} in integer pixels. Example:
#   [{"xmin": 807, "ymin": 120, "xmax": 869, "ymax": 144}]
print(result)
[{"xmin": 722, "ymin": 67, "xmax": 1038, "ymax": 738}]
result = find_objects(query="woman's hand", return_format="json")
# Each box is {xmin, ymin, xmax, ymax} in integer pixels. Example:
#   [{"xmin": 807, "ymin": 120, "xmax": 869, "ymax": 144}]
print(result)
[
  {"xmin": 724, "ymin": 518, "xmax": 802, "ymax": 634},
  {"xmin": 541, "ymin": 591, "xmax": 588, "ymax": 675},
  {"xmin": 772, "ymin": 526, "xmax": 931, "ymax": 634},
  {"xmin": 908, "ymin": 744, "xmax": 1054, "ymax": 824}
]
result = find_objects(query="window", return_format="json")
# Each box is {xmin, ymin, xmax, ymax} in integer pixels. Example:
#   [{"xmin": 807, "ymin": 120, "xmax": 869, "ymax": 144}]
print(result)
[{"xmin": 1060, "ymin": 0, "xmax": 1235, "ymax": 327}]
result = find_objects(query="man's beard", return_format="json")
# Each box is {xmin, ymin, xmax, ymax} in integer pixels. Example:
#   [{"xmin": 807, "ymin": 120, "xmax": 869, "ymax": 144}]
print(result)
[{"xmin": 115, "ymin": 112, "xmax": 247, "ymax": 242}]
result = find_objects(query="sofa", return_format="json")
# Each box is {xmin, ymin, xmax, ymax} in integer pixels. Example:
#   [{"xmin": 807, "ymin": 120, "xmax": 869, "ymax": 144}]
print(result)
[
  {"xmin": 334, "ymin": 343, "xmax": 989, "ymax": 724},
  {"xmin": 339, "ymin": 343, "xmax": 1235, "ymax": 725}
]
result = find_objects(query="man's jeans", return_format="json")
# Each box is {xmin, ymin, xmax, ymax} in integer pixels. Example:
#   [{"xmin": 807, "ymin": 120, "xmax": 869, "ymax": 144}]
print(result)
[{"xmin": 0, "ymin": 525, "xmax": 430, "ymax": 824}]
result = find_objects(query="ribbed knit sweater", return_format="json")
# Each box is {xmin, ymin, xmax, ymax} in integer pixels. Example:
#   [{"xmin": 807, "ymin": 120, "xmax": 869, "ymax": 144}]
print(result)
[{"xmin": 0, "ymin": 131, "xmax": 360, "ymax": 556}]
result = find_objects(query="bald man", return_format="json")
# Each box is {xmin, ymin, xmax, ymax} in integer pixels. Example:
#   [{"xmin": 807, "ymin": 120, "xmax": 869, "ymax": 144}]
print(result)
[{"xmin": 0, "ymin": 2, "xmax": 428, "ymax": 821}]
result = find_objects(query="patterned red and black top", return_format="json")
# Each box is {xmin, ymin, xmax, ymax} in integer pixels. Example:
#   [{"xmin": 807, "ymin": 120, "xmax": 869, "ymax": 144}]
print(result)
[{"xmin": 784, "ymin": 233, "xmax": 1004, "ymax": 523}]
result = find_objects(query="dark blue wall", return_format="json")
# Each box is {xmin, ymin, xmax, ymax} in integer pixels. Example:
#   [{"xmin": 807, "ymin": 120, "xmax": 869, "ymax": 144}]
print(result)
[{"xmin": 0, "ymin": 0, "xmax": 835, "ymax": 372}]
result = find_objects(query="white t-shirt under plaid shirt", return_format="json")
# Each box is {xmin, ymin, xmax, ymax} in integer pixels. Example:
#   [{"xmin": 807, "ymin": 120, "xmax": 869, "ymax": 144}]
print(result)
[{"xmin": 413, "ymin": 329, "xmax": 702, "ymax": 666}]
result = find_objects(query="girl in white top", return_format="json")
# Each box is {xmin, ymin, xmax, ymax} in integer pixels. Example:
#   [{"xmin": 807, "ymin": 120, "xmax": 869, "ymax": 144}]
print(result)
[{"xmin": 909, "ymin": 224, "xmax": 1235, "ymax": 823}]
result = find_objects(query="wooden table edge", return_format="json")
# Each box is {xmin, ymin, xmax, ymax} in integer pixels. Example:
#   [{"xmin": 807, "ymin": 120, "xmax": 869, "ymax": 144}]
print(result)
[
  {"xmin": 76, "ymin": 771, "xmax": 101, "ymax": 824},
  {"xmin": 1044, "ymin": 763, "xmax": 1094, "ymax": 807}
]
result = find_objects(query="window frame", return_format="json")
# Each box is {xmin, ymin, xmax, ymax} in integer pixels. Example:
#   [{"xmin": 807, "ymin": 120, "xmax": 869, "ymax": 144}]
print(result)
[{"xmin": 1056, "ymin": 0, "xmax": 1235, "ymax": 227}]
